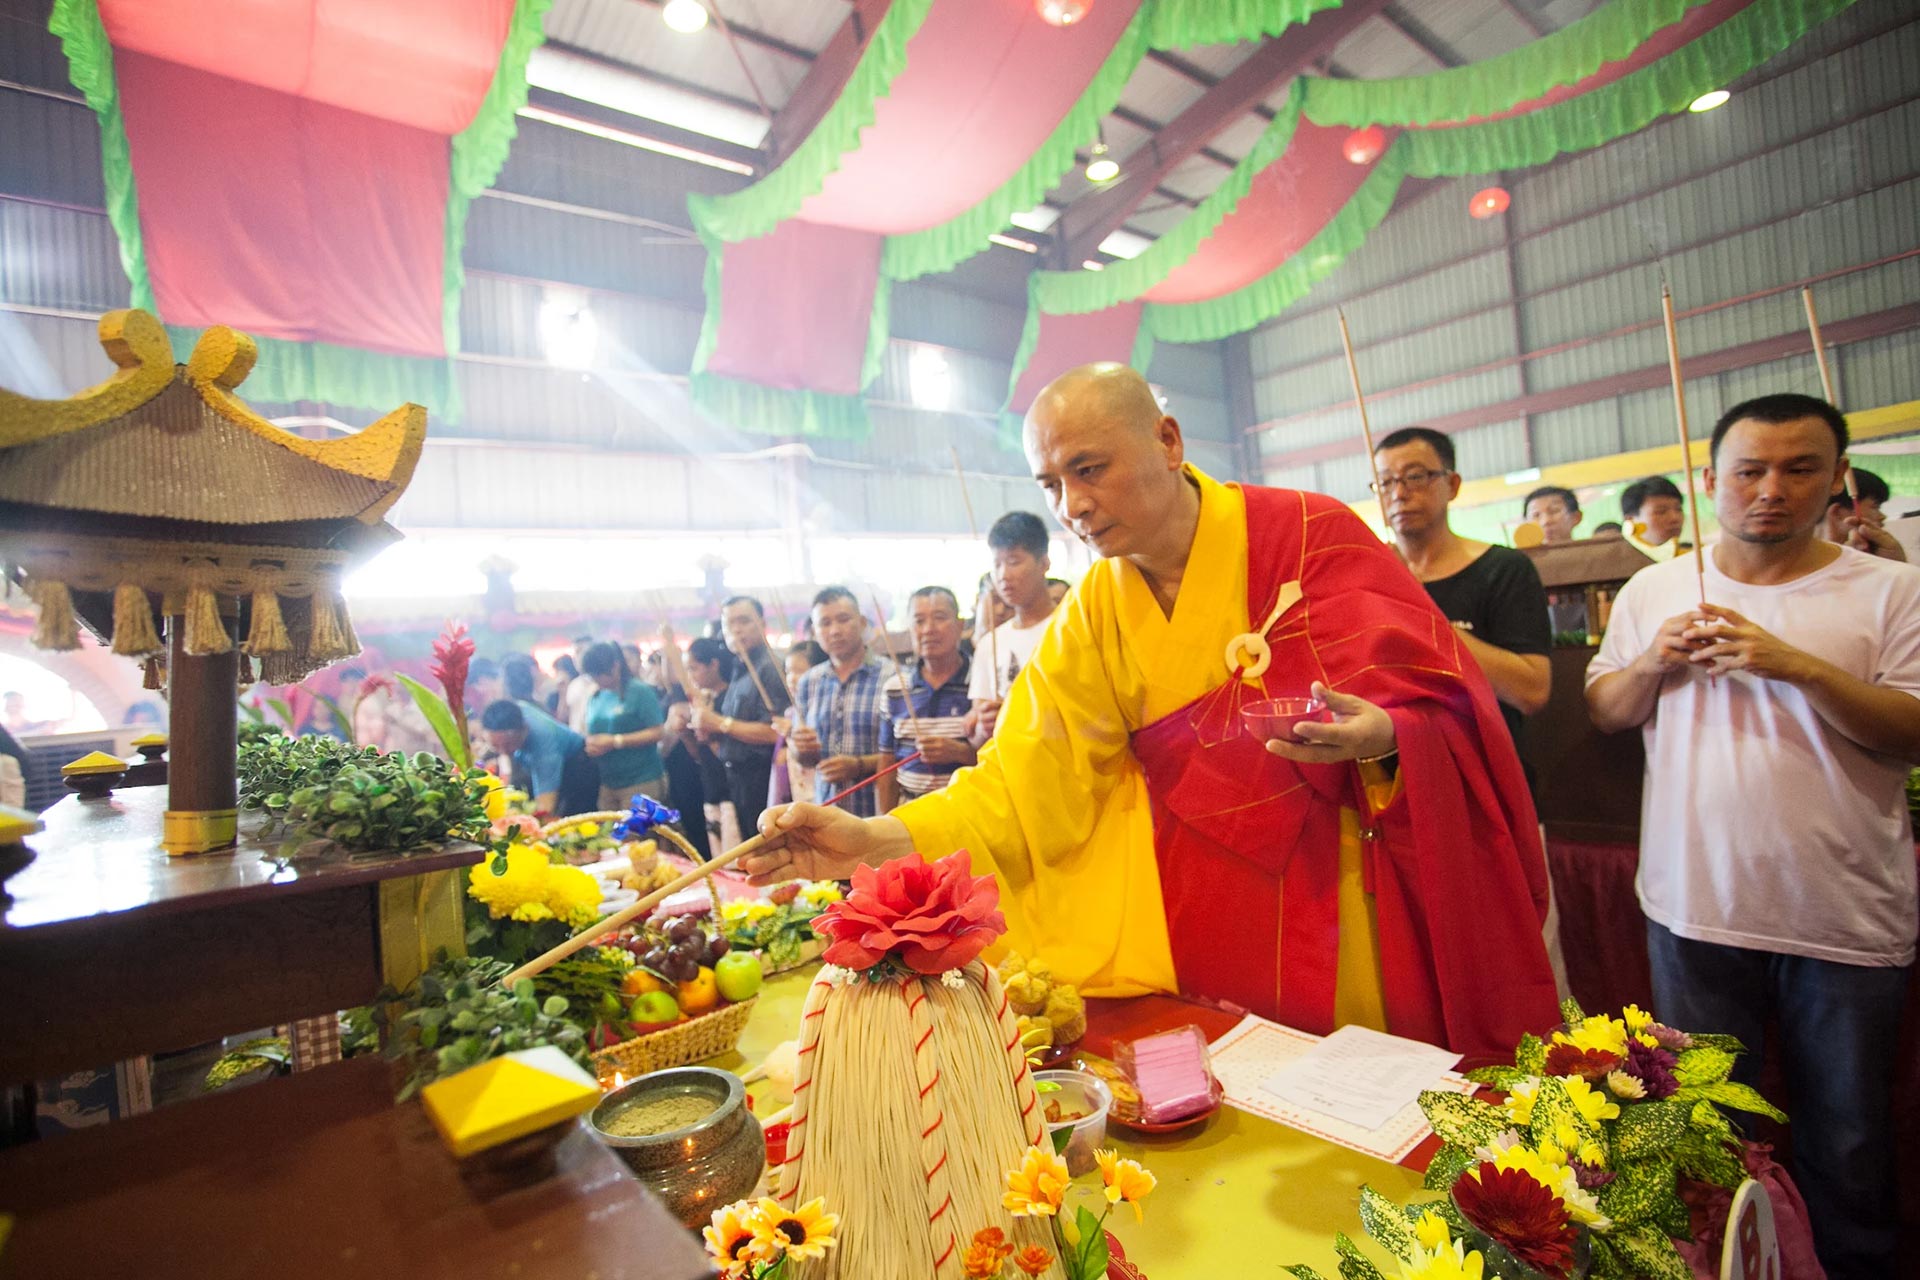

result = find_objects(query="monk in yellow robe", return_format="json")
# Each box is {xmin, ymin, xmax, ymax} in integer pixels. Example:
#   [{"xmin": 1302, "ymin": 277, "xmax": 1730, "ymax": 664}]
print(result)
[{"xmin": 744, "ymin": 364, "xmax": 1557, "ymax": 1060}]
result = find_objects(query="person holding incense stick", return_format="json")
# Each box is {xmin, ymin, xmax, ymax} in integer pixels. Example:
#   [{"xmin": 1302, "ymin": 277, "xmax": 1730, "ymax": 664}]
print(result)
[
  {"xmin": 877, "ymin": 585, "xmax": 975, "ymax": 812},
  {"xmin": 788, "ymin": 586, "xmax": 889, "ymax": 818},
  {"xmin": 693, "ymin": 595, "xmax": 791, "ymax": 837},
  {"xmin": 1586, "ymin": 393, "xmax": 1920, "ymax": 1280},
  {"xmin": 743, "ymin": 362, "xmax": 1557, "ymax": 1063},
  {"xmin": 968, "ymin": 510, "xmax": 1060, "ymax": 743}
]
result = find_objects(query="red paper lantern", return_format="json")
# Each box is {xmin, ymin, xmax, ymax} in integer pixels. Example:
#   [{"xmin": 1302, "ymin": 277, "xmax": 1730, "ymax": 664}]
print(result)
[
  {"xmin": 1470, "ymin": 186, "xmax": 1512, "ymax": 219},
  {"xmin": 1036, "ymin": 0, "xmax": 1092, "ymax": 26},
  {"xmin": 1342, "ymin": 126, "xmax": 1385, "ymax": 166}
]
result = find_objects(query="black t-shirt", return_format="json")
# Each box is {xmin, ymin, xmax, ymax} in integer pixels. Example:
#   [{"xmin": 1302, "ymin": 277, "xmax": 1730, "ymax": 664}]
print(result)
[
  {"xmin": 715, "ymin": 647, "xmax": 792, "ymax": 770},
  {"xmin": 1420, "ymin": 545, "xmax": 1552, "ymax": 746}
]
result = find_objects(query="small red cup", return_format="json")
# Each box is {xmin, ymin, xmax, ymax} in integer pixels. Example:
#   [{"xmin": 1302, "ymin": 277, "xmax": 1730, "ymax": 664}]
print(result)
[{"xmin": 1241, "ymin": 696, "xmax": 1329, "ymax": 743}]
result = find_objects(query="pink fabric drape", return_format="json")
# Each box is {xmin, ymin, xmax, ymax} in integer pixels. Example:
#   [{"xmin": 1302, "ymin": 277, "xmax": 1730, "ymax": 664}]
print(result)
[
  {"xmin": 99, "ymin": 0, "xmax": 514, "ymax": 133},
  {"xmin": 117, "ymin": 51, "xmax": 452, "ymax": 355},
  {"xmin": 1004, "ymin": 302, "xmax": 1144, "ymax": 414},
  {"xmin": 705, "ymin": 221, "xmax": 884, "ymax": 396}
]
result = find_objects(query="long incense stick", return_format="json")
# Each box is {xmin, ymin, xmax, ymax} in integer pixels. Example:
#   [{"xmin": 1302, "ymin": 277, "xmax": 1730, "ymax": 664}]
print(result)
[
  {"xmin": 950, "ymin": 446, "xmax": 1003, "ymax": 699},
  {"xmin": 1660, "ymin": 281, "xmax": 1710, "ymax": 609},
  {"xmin": 1337, "ymin": 309, "xmax": 1394, "ymax": 536},
  {"xmin": 500, "ymin": 751, "xmax": 924, "ymax": 985},
  {"xmin": 1801, "ymin": 286, "xmax": 1861, "ymax": 503},
  {"xmin": 870, "ymin": 593, "xmax": 927, "ymax": 751}
]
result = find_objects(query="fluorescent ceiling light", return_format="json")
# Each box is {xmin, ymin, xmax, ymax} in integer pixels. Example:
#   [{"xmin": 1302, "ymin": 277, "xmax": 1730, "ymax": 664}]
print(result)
[
  {"xmin": 525, "ymin": 45, "xmax": 769, "ymax": 150},
  {"xmin": 1688, "ymin": 89, "xmax": 1730, "ymax": 113},
  {"xmin": 517, "ymin": 105, "xmax": 756, "ymax": 175},
  {"xmin": 988, "ymin": 233, "xmax": 1039, "ymax": 254},
  {"xmin": 662, "ymin": 0, "xmax": 709, "ymax": 34},
  {"xmin": 908, "ymin": 345, "xmax": 953, "ymax": 411},
  {"xmin": 1096, "ymin": 229, "xmax": 1151, "ymax": 260},
  {"xmin": 1081, "ymin": 259, "xmax": 1105, "ymax": 272},
  {"xmin": 1009, "ymin": 206, "xmax": 1060, "ymax": 233}
]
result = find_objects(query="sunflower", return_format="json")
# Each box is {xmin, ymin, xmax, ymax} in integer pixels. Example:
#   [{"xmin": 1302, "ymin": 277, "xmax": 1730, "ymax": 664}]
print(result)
[
  {"xmin": 1003, "ymin": 1146, "xmax": 1071, "ymax": 1218},
  {"xmin": 1454, "ymin": 1162, "xmax": 1577, "ymax": 1279},
  {"xmin": 750, "ymin": 1196, "xmax": 839, "ymax": 1260},
  {"xmin": 703, "ymin": 1202, "xmax": 773, "ymax": 1274},
  {"xmin": 1094, "ymin": 1149, "xmax": 1157, "ymax": 1221}
]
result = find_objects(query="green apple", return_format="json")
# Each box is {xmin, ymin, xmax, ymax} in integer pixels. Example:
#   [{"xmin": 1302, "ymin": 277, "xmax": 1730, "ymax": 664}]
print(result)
[
  {"xmin": 629, "ymin": 990, "xmax": 680, "ymax": 1026},
  {"xmin": 713, "ymin": 950, "xmax": 764, "ymax": 1002}
]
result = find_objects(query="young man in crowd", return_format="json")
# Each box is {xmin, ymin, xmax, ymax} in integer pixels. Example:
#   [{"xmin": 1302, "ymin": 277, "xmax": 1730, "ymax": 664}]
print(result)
[
  {"xmin": 969, "ymin": 510, "xmax": 1059, "ymax": 742},
  {"xmin": 1373, "ymin": 427, "xmax": 1554, "ymax": 745},
  {"xmin": 1620, "ymin": 474, "xmax": 1687, "ymax": 559},
  {"xmin": 1820, "ymin": 466, "xmax": 1906, "ymax": 561},
  {"xmin": 692, "ymin": 595, "xmax": 790, "ymax": 837},
  {"xmin": 1521, "ymin": 485, "xmax": 1583, "ymax": 544},
  {"xmin": 1586, "ymin": 392, "xmax": 1920, "ymax": 1280},
  {"xmin": 787, "ymin": 586, "xmax": 887, "ymax": 818},
  {"xmin": 481, "ymin": 697, "xmax": 598, "ymax": 818},
  {"xmin": 877, "ymin": 585, "xmax": 976, "ymax": 813}
]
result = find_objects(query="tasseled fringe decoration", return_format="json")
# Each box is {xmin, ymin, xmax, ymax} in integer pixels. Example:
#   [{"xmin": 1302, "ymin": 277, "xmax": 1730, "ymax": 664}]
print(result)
[
  {"xmin": 143, "ymin": 656, "xmax": 167, "ymax": 690},
  {"xmin": 29, "ymin": 580, "xmax": 79, "ymax": 651},
  {"xmin": 243, "ymin": 589, "xmax": 291, "ymax": 655},
  {"xmin": 308, "ymin": 592, "xmax": 351, "ymax": 662},
  {"xmin": 110, "ymin": 583, "xmax": 163, "ymax": 656},
  {"xmin": 261, "ymin": 651, "xmax": 299, "ymax": 686},
  {"xmin": 161, "ymin": 588, "xmax": 185, "ymax": 618},
  {"xmin": 339, "ymin": 602, "xmax": 360, "ymax": 657},
  {"xmin": 182, "ymin": 584, "xmax": 232, "ymax": 656},
  {"xmin": 236, "ymin": 652, "xmax": 255, "ymax": 688}
]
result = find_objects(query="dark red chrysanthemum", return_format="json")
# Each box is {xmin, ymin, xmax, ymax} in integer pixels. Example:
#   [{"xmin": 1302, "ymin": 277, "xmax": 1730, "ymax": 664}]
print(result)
[
  {"xmin": 1455, "ymin": 1163, "xmax": 1578, "ymax": 1279},
  {"xmin": 1543, "ymin": 1043, "xmax": 1623, "ymax": 1081},
  {"xmin": 1625, "ymin": 1039, "xmax": 1679, "ymax": 1100}
]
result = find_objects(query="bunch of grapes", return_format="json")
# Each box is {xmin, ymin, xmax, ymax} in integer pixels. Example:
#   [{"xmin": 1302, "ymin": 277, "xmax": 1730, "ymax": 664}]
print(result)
[{"xmin": 618, "ymin": 913, "xmax": 729, "ymax": 984}]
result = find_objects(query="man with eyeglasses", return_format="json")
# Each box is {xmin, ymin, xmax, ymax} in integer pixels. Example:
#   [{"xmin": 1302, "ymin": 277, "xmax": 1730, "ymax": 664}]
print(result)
[
  {"xmin": 1372, "ymin": 428, "xmax": 1554, "ymax": 747},
  {"xmin": 738, "ymin": 363, "xmax": 1557, "ymax": 1064}
]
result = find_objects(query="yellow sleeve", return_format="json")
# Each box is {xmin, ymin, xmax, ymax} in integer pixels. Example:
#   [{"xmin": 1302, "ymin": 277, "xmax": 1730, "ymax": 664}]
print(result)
[{"xmin": 895, "ymin": 578, "xmax": 1175, "ymax": 997}]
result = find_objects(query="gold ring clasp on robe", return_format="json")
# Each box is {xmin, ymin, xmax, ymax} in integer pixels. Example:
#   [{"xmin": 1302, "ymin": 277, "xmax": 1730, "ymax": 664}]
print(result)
[{"xmin": 1225, "ymin": 633, "xmax": 1271, "ymax": 679}]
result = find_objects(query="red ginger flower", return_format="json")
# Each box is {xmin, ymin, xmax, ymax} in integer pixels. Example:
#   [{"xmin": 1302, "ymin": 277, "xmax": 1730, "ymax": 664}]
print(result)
[
  {"xmin": 1543, "ymin": 1043, "xmax": 1623, "ymax": 1082},
  {"xmin": 1454, "ymin": 1162, "xmax": 1578, "ymax": 1279},
  {"xmin": 812, "ymin": 851, "xmax": 1006, "ymax": 974},
  {"xmin": 430, "ymin": 621, "xmax": 475, "ymax": 708}
]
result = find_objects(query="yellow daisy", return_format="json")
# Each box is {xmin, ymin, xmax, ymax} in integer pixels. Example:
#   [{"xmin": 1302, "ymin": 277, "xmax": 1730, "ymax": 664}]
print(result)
[
  {"xmin": 1414, "ymin": 1210, "xmax": 1451, "ymax": 1252},
  {"xmin": 1562, "ymin": 1075, "xmax": 1621, "ymax": 1124},
  {"xmin": 1398, "ymin": 1239, "xmax": 1485, "ymax": 1280}
]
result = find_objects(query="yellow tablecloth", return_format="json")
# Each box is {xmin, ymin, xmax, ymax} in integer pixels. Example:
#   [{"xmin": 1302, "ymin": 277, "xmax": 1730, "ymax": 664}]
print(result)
[{"xmin": 710, "ymin": 968, "xmax": 1428, "ymax": 1278}]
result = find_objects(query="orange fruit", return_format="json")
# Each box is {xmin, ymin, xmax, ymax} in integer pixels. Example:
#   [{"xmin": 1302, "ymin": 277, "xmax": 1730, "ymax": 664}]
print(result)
[
  {"xmin": 621, "ymin": 967, "xmax": 669, "ymax": 998},
  {"xmin": 676, "ymin": 965, "xmax": 720, "ymax": 1015}
]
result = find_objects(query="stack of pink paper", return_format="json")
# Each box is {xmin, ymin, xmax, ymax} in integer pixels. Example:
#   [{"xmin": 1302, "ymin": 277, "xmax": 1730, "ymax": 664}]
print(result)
[{"xmin": 1122, "ymin": 1026, "xmax": 1213, "ymax": 1123}]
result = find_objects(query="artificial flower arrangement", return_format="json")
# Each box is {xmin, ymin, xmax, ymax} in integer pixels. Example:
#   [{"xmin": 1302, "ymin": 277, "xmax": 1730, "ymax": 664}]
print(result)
[
  {"xmin": 718, "ymin": 879, "xmax": 843, "ymax": 972},
  {"xmin": 703, "ymin": 1196, "xmax": 841, "ymax": 1279},
  {"xmin": 1285, "ymin": 999, "xmax": 1785, "ymax": 1280},
  {"xmin": 994, "ymin": 1143, "xmax": 1157, "ymax": 1280}
]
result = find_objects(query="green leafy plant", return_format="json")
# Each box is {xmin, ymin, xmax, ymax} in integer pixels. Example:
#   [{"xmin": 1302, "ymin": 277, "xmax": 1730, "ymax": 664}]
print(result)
[
  {"xmin": 236, "ymin": 717, "xmax": 284, "ymax": 747},
  {"xmin": 378, "ymin": 952, "xmax": 588, "ymax": 1100},
  {"xmin": 238, "ymin": 733, "xmax": 490, "ymax": 856},
  {"xmin": 399, "ymin": 673, "xmax": 471, "ymax": 769}
]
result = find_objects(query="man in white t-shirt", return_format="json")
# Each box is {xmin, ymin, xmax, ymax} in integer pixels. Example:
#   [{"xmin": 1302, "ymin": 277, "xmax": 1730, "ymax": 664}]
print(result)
[
  {"xmin": 1586, "ymin": 393, "xmax": 1920, "ymax": 1280},
  {"xmin": 968, "ymin": 510, "xmax": 1059, "ymax": 741}
]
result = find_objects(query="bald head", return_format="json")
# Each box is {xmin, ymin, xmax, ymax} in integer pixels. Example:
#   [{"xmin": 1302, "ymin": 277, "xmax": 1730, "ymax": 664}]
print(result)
[
  {"xmin": 1025, "ymin": 362, "xmax": 1164, "ymax": 441},
  {"xmin": 1022, "ymin": 363, "xmax": 1192, "ymax": 564}
]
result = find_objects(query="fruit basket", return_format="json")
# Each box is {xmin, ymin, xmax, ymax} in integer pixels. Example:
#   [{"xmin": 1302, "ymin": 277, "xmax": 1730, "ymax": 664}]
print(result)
[{"xmin": 590, "ymin": 996, "xmax": 757, "ymax": 1078}]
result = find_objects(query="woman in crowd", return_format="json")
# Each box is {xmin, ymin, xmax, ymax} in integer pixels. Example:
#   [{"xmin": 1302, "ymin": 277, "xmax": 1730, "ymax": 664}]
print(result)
[
  {"xmin": 580, "ymin": 640, "xmax": 668, "ymax": 811},
  {"xmin": 675, "ymin": 635, "xmax": 741, "ymax": 852}
]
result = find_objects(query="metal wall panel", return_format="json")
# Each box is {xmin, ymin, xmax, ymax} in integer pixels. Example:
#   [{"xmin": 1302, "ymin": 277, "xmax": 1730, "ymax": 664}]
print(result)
[
  {"xmin": 0, "ymin": 199, "xmax": 127, "ymax": 310},
  {"xmin": 0, "ymin": 92, "xmax": 104, "ymax": 210},
  {"xmin": 464, "ymin": 195, "xmax": 709, "ymax": 307}
]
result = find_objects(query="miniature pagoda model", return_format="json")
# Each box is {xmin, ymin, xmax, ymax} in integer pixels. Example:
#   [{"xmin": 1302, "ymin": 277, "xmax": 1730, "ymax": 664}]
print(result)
[{"xmin": 0, "ymin": 309, "xmax": 425, "ymax": 853}]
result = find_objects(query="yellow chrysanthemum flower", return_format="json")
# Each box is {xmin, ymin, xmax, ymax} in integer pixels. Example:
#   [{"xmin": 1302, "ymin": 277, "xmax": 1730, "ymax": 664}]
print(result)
[
  {"xmin": 1491, "ymin": 1146, "xmax": 1613, "ymax": 1230},
  {"xmin": 478, "ymin": 773, "xmax": 509, "ymax": 821},
  {"xmin": 800, "ymin": 881, "xmax": 843, "ymax": 908},
  {"xmin": 1606, "ymin": 1069, "xmax": 1647, "ymax": 1100},
  {"xmin": 1501, "ymin": 1077, "xmax": 1540, "ymax": 1127},
  {"xmin": 1552, "ymin": 1014, "xmax": 1629, "ymax": 1058},
  {"xmin": 577, "ymin": 822, "xmax": 600, "ymax": 839},
  {"xmin": 467, "ymin": 844, "xmax": 551, "ymax": 919},
  {"xmin": 1414, "ymin": 1210, "xmax": 1451, "ymax": 1252},
  {"xmin": 750, "ymin": 1197, "xmax": 839, "ymax": 1260},
  {"xmin": 1634, "ymin": 1032, "xmax": 1659, "ymax": 1049},
  {"xmin": 1622, "ymin": 1003, "xmax": 1653, "ymax": 1032},
  {"xmin": 1563, "ymin": 1075, "xmax": 1622, "ymax": 1124},
  {"xmin": 596, "ymin": 945, "xmax": 635, "ymax": 968},
  {"xmin": 545, "ymin": 863, "xmax": 603, "ymax": 929},
  {"xmin": 1398, "ymin": 1239, "xmax": 1485, "ymax": 1280},
  {"xmin": 1094, "ymin": 1149, "xmax": 1157, "ymax": 1221},
  {"xmin": 1578, "ymin": 1141, "xmax": 1607, "ymax": 1168},
  {"xmin": 1004, "ymin": 1146, "xmax": 1071, "ymax": 1218}
]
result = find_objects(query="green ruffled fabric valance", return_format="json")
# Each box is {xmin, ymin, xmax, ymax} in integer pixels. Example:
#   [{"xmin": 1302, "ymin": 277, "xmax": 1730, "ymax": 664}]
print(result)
[
  {"xmin": 163, "ymin": 325, "xmax": 462, "ymax": 420},
  {"xmin": 689, "ymin": 372, "xmax": 873, "ymax": 440},
  {"xmin": 882, "ymin": 3, "xmax": 1154, "ymax": 283},
  {"xmin": 1305, "ymin": 0, "xmax": 1709, "ymax": 128},
  {"xmin": 49, "ymin": 0, "xmax": 153, "ymax": 314},
  {"xmin": 1145, "ymin": 0, "xmax": 1342, "ymax": 49},
  {"xmin": 689, "ymin": 0, "xmax": 935, "ymax": 247},
  {"xmin": 442, "ymin": 0, "xmax": 553, "ymax": 353}
]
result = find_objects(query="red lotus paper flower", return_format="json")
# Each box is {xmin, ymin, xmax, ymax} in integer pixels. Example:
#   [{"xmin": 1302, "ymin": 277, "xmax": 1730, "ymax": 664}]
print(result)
[
  {"xmin": 1543, "ymin": 1043, "xmax": 1623, "ymax": 1082},
  {"xmin": 812, "ymin": 851, "xmax": 1006, "ymax": 974},
  {"xmin": 1454, "ymin": 1162, "xmax": 1578, "ymax": 1279},
  {"xmin": 430, "ymin": 621, "xmax": 475, "ymax": 709}
]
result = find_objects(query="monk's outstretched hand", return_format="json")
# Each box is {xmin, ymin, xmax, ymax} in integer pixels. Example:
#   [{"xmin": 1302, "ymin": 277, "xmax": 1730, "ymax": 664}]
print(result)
[
  {"xmin": 1264, "ymin": 680, "xmax": 1396, "ymax": 765},
  {"xmin": 740, "ymin": 804, "xmax": 913, "ymax": 886}
]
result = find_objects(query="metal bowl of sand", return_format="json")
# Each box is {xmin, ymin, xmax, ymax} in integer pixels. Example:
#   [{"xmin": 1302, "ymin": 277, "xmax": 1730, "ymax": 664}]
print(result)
[{"xmin": 589, "ymin": 1066, "xmax": 764, "ymax": 1228}]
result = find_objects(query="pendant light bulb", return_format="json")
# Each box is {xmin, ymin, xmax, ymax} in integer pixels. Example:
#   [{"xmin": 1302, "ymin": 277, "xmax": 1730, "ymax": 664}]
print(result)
[
  {"xmin": 1084, "ymin": 142, "xmax": 1120, "ymax": 184},
  {"xmin": 663, "ymin": 0, "xmax": 709, "ymax": 34},
  {"xmin": 1037, "ymin": 0, "xmax": 1093, "ymax": 26},
  {"xmin": 1688, "ymin": 89, "xmax": 1730, "ymax": 113}
]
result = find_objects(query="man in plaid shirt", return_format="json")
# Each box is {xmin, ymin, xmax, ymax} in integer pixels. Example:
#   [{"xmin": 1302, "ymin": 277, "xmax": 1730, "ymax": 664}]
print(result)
[{"xmin": 789, "ymin": 585, "xmax": 888, "ymax": 817}]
